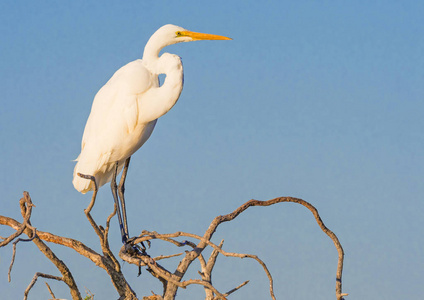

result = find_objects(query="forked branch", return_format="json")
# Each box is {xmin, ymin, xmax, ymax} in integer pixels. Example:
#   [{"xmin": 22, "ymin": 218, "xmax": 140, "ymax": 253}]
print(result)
[{"xmin": 24, "ymin": 272, "xmax": 64, "ymax": 300}]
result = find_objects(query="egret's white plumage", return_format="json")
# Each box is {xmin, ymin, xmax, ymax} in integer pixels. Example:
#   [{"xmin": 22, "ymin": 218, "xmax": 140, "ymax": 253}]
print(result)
[{"xmin": 73, "ymin": 24, "xmax": 230, "ymax": 193}]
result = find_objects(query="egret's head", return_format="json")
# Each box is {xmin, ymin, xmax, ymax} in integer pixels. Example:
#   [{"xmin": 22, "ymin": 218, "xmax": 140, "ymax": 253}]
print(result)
[
  {"xmin": 143, "ymin": 24, "xmax": 231, "ymax": 60},
  {"xmin": 154, "ymin": 24, "xmax": 231, "ymax": 47}
]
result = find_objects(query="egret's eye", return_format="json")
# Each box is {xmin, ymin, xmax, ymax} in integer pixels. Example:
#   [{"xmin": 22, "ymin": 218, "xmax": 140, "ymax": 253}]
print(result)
[{"xmin": 176, "ymin": 31, "xmax": 182, "ymax": 37}]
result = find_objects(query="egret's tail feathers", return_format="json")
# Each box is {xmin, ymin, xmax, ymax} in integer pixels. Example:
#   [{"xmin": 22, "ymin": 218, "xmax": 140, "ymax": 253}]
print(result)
[
  {"xmin": 73, "ymin": 159, "xmax": 126, "ymax": 194},
  {"xmin": 73, "ymin": 162, "xmax": 95, "ymax": 194},
  {"xmin": 72, "ymin": 173, "xmax": 94, "ymax": 194}
]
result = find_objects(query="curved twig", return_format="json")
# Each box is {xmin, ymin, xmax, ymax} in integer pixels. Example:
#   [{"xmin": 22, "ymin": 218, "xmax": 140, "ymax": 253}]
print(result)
[
  {"xmin": 213, "ymin": 197, "xmax": 345, "ymax": 300},
  {"xmin": 8, "ymin": 229, "xmax": 37, "ymax": 282}
]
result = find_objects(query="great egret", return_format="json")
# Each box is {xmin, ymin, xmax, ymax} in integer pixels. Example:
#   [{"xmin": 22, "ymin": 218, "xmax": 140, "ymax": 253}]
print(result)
[{"xmin": 73, "ymin": 24, "xmax": 231, "ymax": 243}]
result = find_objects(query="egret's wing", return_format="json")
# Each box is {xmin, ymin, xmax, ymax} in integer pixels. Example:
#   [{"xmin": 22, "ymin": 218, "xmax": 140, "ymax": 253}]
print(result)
[{"xmin": 80, "ymin": 59, "xmax": 153, "ymax": 155}]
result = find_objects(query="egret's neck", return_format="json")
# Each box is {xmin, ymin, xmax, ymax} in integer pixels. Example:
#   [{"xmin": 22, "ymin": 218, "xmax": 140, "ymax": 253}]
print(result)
[
  {"xmin": 142, "ymin": 33, "xmax": 172, "ymax": 71},
  {"xmin": 142, "ymin": 45, "xmax": 161, "ymax": 68}
]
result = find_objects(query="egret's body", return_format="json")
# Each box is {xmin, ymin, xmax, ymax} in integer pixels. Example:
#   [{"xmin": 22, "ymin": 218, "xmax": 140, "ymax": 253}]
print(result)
[
  {"xmin": 73, "ymin": 24, "xmax": 230, "ymax": 193},
  {"xmin": 72, "ymin": 24, "xmax": 230, "ymax": 242}
]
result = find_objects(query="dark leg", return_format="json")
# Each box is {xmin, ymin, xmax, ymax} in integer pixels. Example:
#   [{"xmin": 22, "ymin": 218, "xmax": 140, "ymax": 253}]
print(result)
[
  {"xmin": 116, "ymin": 157, "xmax": 145, "ymax": 253},
  {"xmin": 118, "ymin": 157, "xmax": 131, "ymax": 240},
  {"xmin": 111, "ymin": 162, "xmax": 128, "ymax": 244}
]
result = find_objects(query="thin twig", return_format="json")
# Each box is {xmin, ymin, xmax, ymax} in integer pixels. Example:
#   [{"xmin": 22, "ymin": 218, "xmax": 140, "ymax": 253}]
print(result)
[
  {"xmin": 77, "ymin": 173, "xmax": 98, "ymax": 213},
  {"xmin": 23, "ymin": 272, "xmax": 63, "ymax": 300},
  {"xmin": 222, "ymin": 280, "xmax": 249, "ymax": 298},
  {"xmin": 45, "ymin": 281, "xmax": 56, "ymax": 299},
  {"xmin": 153, "ymin": 253, "xmax": 184, "ymax": 261},
  {"xmin": 104, "ymin": 203, "xmax": 118, "ymax": 240},
  {"xmin": 207, "ymin": 239, "xmax": 224, "ymax": 273},
  {"xmin": 8, "ymin": 229, "xmax": 37, "ymax": 282}
]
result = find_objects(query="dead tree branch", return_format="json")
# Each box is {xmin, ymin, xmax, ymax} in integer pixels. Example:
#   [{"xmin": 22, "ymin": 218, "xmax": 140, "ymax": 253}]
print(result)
[{"xmin": 1, "ymin": 191, "xmax": 346, "ymax": 300}]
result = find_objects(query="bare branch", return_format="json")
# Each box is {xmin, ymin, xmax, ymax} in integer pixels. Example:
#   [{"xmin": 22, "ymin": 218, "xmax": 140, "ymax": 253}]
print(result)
[
  {"xmin": 120, "ymin": 250, "xmax": 229, "ymax": 298},
  {"xmin": 1, "ymin": 214, "xmax": 102, "ymax": 266},
  {"xmin": 45, "ymin": 281, "xmax": 56, "ymax": 299},
  {"xmin": 8, "ymin": 230, "xmax": 37, "ymax": 282},
  {"xmin": 152, "ymin": 253, "xmax": 183, "ymax": 262},
  {"xmin": 2, "ymin": 191, "xmax": 346, "ymax": 300},
  {"xmin": 77, "ymin": 173, "xmax": 98, "ymax": 213},
  {"xmin": 105, "ymin": 203, "xmax": 118, "ymax": 240},
  {"xmin": 0, "ymin": 225, "xmax": 26, "ymax": 247},
  {"xmin": 133, "ymin": 231, "xmax": 274, "ymax": 299},
  {"xmin": 215, "ymin": 197, "xmax": 346, "ymax": 300},
  {"xmin": 1, "ymin": 192, "xmax": 137, "ymax": 300},
  {"xmin": 77, "ymin": 175, "xmax": 137, "ymax": 299},
  {"xmin": 132, "ymin": 196, "xmax": 345, "ymax": 300},
  {"xmin": 230, "ymin": 198, "xmax": 346, "ymax": 300},
  {"xmin": 0, "ymin": 192, "xmax": 34, "ymax": 248},
  {"xmin": 206, "ymin": 239, "xmax": 224, "ymax": 274},
  {"xmin": 203, "ymin": 196, "xmax": 345, "ymax": 300},
  {"xmin": 79, "ymin": 174, "xmax": 122, "ymax": 271},
  {"xmin": 201, "ymin": 239, "xmax": 224, "ymax": 299},
  {"xmin": 79, "ymin": 174, "xmax": 104, "ymax": 243},
  {"xmin": 23, "ymin": 272, "xmax": 64, "ymax": 300},
  {"xmin": 221, "ymin": 280, "xmax": 249, "ymax": 298}
]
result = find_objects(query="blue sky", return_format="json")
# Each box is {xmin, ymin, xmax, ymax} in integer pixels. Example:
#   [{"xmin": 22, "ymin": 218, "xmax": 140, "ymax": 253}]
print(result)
[{"xmin": 1, "ymin": 1, "xmax": 423, "ymax": 299}]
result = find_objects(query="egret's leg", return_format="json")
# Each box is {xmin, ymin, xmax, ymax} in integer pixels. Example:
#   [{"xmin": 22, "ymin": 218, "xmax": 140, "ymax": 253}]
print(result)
[
  {"xmin": 111, "ymin": 162, "xmax": 128, "ymax": 244},
  {"xmin": 117, "ymin": 157, "xmax": 146, "ymax": 253},
  {"xmin": 118, "ymin": 157, "xmax": 131, "ymax": 239}
]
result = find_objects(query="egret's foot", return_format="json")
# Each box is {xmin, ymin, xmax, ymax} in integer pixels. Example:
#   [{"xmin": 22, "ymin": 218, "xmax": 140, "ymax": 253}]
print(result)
[{"xmin": 124, "ymin": 238, "xmax": 146, "ymax": 256}]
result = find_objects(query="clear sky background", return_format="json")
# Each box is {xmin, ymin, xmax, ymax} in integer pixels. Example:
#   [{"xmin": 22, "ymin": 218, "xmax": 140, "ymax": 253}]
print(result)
[{"xmin": 1, "ymin": 1, "xmax": 423, "ymax": 299}]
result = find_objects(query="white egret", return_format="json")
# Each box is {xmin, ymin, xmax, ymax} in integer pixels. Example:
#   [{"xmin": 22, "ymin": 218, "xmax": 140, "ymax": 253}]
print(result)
[{"xmin": 73, "ymin": 24, "xmax": 231, "ymax": 243}]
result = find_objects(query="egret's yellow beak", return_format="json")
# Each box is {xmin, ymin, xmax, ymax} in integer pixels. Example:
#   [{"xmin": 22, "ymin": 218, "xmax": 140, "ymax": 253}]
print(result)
[{"xmin": 179, "ymin": 30, "xmax": 232, "ymax": 41}]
